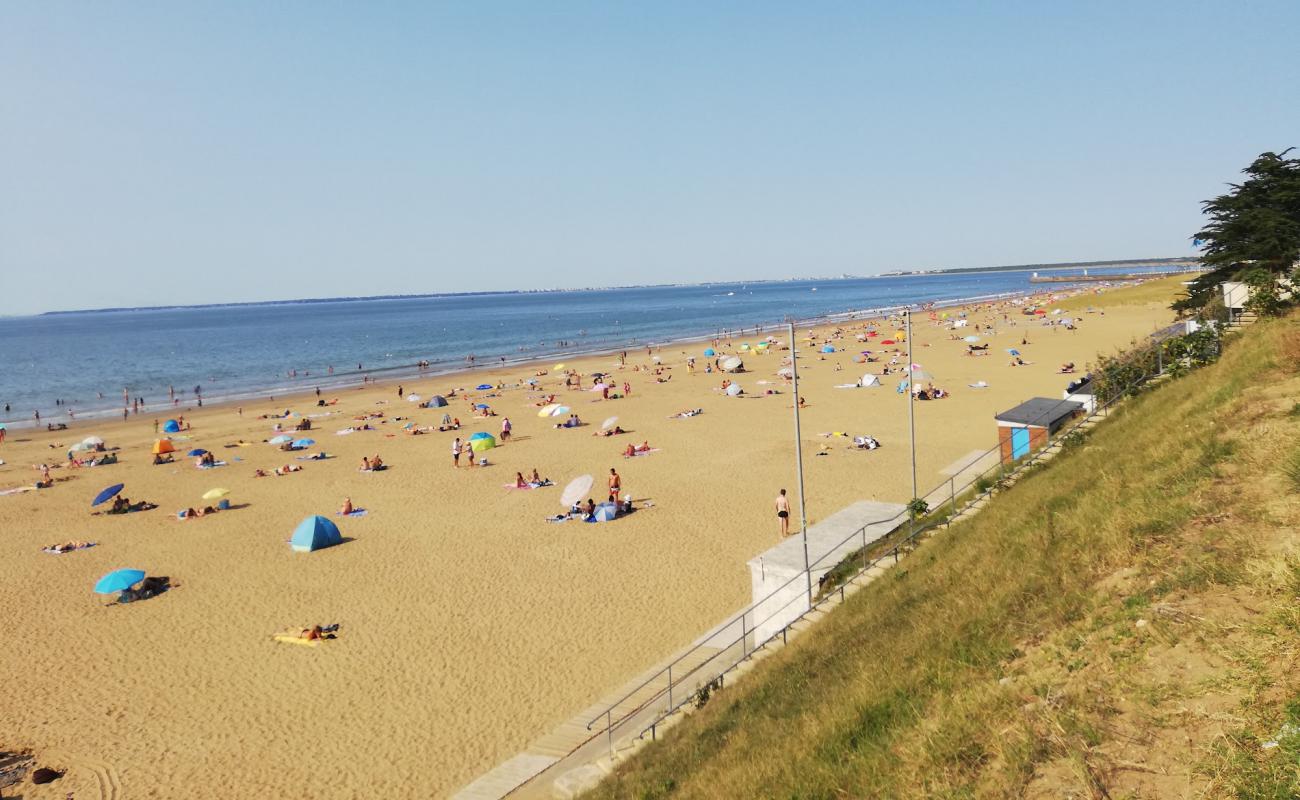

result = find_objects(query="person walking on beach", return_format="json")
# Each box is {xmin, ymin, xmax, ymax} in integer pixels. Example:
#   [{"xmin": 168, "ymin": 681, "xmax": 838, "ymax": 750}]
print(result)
[
  {"xmin": 776, "ymin": 489, "xmax": 791, "ymax": 537},
  {"xmin": 451, "ymin": 437, "xmax": 462, "ymax": 468},
  {"xmin": 608, "ymin": 467, "xmax": 621, "ymax": 502},
  {"xmin": 500, "ymin": 417, "xmax": 511, "ymax": 442}
]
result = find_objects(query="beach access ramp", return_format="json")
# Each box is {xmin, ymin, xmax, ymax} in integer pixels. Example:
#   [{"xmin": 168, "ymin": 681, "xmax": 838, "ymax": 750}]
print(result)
[{"xmin": 746, "ymin": 500, "xmax": 906, "ymax": 643}]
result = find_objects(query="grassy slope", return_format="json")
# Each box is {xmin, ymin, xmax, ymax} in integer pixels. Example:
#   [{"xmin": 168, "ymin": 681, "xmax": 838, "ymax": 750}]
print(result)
[{"xmin": 591, "ymin": 314, "xmax": 1300, "ymax": 799}]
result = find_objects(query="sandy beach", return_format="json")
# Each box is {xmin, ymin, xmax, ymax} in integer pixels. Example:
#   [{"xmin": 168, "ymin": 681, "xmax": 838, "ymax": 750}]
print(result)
[{"xmin": 0, "ymin": 279, "xmax": 1181, "ymax": 798}]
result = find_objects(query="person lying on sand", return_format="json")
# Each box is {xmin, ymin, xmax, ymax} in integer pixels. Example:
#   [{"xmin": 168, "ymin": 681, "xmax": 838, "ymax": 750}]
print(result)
[
  {"xmin": 623, "ymin": 442, "xmax": 652, "ymax": 457},
  {"xmin": 300, "ymin": 624, "xmax": 340, "ymax": 641},
  {"xmin": 45, "ymin": 540, "xmax": 95, "ymax": 553},
  {"xmin": 178, "ymin": 506, "xmax": 218, "ymax": 519},
  {"xmin": 592, "ymin": 426, "xmax": 626, "ymax": 437},
  {"xmin": 853, "ymin": 435, "xmax": 881, "ymax": 450},
  {"xmin": 671, "ymin": 408, "xmax": 703, "ymax": 419},
  {"xmin": 274, "ymin": 464, "xmax": 303, "ymax": 476}
]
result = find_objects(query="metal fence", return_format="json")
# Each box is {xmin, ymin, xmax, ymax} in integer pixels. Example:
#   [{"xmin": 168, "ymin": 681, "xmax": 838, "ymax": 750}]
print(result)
[{"xmin": 572, "ymin": 322, "xmax": 1213, "ymax": 765}]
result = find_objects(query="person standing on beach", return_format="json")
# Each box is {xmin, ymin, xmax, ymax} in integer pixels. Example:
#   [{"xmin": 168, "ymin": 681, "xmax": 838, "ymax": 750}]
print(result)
[
  {"xmin": 451, "ymin": 437, "xmax": 462, "ymax": 467},
  {"xmin": 776, "ymin": 489, "xmax": 790, "ymax": 537},
  {"xmin": 500, "ymin": 417, "xmax": 511, "ymax": 442},
  {"xmin": 397, "ymin": 385, "xmax": 403, "ymax": 398},
  {"xmin": 608, "ymin": 467, "xmax": 621, "ymax": 502}
]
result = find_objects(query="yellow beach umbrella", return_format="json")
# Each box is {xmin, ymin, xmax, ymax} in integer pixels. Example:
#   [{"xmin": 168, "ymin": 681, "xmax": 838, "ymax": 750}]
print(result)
[
  {"xmin": 202, "ymin": 488, "xmax": 230, "ymax": 501},
  {"xmin": 537, "ymin": 403, "xmax": 560, "ymax": 418},
  {"xmin": 552, "ymin": 363, "xmax": 566, "ymax": 372}
]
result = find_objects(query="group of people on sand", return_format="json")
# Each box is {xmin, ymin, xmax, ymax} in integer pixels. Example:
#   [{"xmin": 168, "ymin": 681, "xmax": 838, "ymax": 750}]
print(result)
[
  {"xmin": 553, "ymin": 414, "xmax": 582, "ymax": 429},
  {"xmin": 178, "ymin": 505, "xmax": 219, "ymax": 519},
  {"xmin": 107, "ymin": 495, "xmax": 157, "ymax": 514},
  {"xmin": 513, "ymin": 469, "xmax": 553, "ymax": 489},
  {"xmin": 359, "ymin": 454, "xmax": 386, "ymax": 472},
  {"xmin": 194, "ymin": 451, "xmax": 217, "ymax": 466},
  {"xmin": 622, "ymin": 441, "xmax": 652, "ymax": 457},
  {"xmin": 254, "ymin": 464, "xmax": 304, "ymax": 477}
]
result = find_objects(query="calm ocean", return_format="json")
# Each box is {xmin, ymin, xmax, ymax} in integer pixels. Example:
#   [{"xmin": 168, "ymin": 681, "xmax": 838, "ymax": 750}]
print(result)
[{"xmin": 0, "ymin": 267, "xmax": 1175, "ymax": 426}]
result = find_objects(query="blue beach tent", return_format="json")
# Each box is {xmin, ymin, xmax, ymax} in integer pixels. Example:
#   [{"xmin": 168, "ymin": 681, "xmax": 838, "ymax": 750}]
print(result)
[
  {"xmin": 162, "ymin": 419, "xmax": 181, "ymax": 433},
  {"xmin": 468, "ymin": 432, "xmax": 492, "ymax": 441},
  {"xmin": 427, "ymin": 395, "xmax": 448, "ymax": 408},
  {"xmin": 290, "ymin": 515, "xmax": 342, "ymax": 553},
  {"xmin": 703, "ymin": 348, "xmax": 716, "ymax": 357}
]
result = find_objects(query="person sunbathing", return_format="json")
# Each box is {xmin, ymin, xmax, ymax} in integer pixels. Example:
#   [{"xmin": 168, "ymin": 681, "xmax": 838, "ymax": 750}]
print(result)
[
  {"xmin": 300, "ymin": 624, "xmax": 339, "ymax": 641},
  {"xmin": 515, "ymin": 472, "xmax": 528, "ymax": 489},
  {"xmin": 360, "ymin": 456, "xmax": 371, "ymax": 471},
  {"xmin": 583, "ymin": 499, "xmax": 596, "ymax": 521},
  {"xmin": 370, "ymin": 454, "xmax": 384, "ymax": 470},
  {"xmin": 254, "ymin": 468, "xmax": 270, "ymax": 478},
  {"xmin": 275, "ymin": 464, "xmax": 302, "ymax": 475},
  {"xmin": 46, "ymin": 540, "xmax": 93, "ymax": 553},
  {"xmin": 340, "ymin": 497, "xmax": 353, "ymax": 515}
]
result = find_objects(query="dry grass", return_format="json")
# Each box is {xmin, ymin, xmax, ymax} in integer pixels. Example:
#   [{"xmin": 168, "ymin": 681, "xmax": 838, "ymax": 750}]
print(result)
[{"xmin": 588, "ymin": 314, "xmax": 1300, "ymax": 799}]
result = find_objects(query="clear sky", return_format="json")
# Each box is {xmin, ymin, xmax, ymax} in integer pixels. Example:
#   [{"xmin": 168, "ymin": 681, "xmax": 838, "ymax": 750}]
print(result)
[{"xmin": 3, "ymin": 2, "xmax": 1298, "ymax": 315}]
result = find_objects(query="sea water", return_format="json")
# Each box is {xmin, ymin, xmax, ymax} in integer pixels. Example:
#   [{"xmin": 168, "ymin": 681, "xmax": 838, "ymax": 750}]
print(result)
[{"xmin": 0, "ymin": 267, "xmax": 1174, "ymax": 425}]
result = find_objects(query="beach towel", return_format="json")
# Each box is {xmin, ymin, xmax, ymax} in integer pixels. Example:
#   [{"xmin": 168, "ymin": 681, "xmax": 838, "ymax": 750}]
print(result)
[
  {"xmin": 336, "ymin": 428, "xmax": 356, "ymax": 435},
  {"xmin": 833, "ymin": 383, "xmax": 860, "ymax": 389},
  {"xmin": 272, "ymin": 634, "xmax": 322, "ymax": 647},
  {"xmin": 197, "ymin": 461, "xmax": 228, "ymax": 469},
  {"xmin": 337, "ymin": 509, "xmax": 369, "ymax": 517},
  {"xmin": 504, "ymin": 481, "xmax": 552, "ymax": 490},
  {"xmin": 968, "ymin": 381, "xmax": 989, "ymax": 388}
]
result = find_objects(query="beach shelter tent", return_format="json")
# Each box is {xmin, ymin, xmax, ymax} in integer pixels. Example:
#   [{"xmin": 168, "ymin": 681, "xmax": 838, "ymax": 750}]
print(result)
[
  {"xmin": 162, "ymin": 419, "xmax": 181, "ymax": 433},
  {"xmin": 703, "ymin": 348, "xmax": 716, "ymax": 357},
  {"xmin": 468, "ymin": 431, "xmax": 493, "ymax": 440},
  {"xmin": 428, "ymin": 395, "xmax": 448, "ymax": 408},
  {"xmin": 82, "ymin": 436, "xmax": 105, "ymax": 447},
  {"xmin": 290, "ymin": 515, "xmax": 342, "ymax": 553},
  {"xmin": 469, "ymin": 434, "xmax": 496, "ymax": 452},
  {"xmin": 821, "ymin": 344, "xmax": 835, "ymax": 353},
  {"xmin": 860, "ymin": 373, "xmax": 881, "ymax": 387},
  {"xmin": 152, "ymin": 439, "xmax": 175, "ymax": 455},
  {"xmin": 725, "ymin": 383, "xmax": 743, "ymax": 396}
]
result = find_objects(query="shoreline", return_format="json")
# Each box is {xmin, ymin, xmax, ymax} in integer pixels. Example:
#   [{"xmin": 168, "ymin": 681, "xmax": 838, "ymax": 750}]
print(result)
[{"xmin": 1, "ymin": 283, "xmax": 1123, "ymax": 432}]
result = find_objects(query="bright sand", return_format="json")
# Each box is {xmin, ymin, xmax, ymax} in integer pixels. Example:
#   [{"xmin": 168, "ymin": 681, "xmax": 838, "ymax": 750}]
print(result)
[{"xmin": 0, "ymin": 280, "xmax": 1180, "ymax": 798}]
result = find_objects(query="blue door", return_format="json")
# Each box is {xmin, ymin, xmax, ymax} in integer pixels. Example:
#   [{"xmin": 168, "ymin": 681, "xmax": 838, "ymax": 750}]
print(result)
[{"xmin": 1011, "ymin": 427, "xmax": 1031, "ymax": 459}]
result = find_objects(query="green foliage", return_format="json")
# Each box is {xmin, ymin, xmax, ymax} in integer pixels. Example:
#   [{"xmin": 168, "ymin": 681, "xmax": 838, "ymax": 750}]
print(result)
[
  {"xmin": 906, "ymin": 498, "xmax": 929, "ymax": 519},
  {"xmin": 1176, "ymin": 149, "xmax": 1300, "ymax": 314},
  {"xmin": 1244, "ymin": 267, "xmax": 1289, "ymax": 317}
]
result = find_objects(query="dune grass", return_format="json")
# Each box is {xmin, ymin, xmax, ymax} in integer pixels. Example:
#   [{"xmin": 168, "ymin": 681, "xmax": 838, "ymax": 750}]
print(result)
[
  {"xmin": 589, "ymin": 315, "xmax": 1300, "ymax": 798},
  {"xmin": 1052, "ymin": 274, "xmax": 1192, "ymax": 313}
]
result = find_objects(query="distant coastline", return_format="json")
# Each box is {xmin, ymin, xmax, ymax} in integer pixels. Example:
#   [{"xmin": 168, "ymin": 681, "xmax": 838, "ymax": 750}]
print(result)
[{"xmin": 36, "ymin": 257, "xmax": 1198, "ymax": 316}]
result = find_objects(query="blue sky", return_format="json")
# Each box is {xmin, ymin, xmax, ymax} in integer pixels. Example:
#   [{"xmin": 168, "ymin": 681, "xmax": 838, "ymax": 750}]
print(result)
[{"xmin": 3, "ymin": 2, "xmax": 1298, "ymax": 315}]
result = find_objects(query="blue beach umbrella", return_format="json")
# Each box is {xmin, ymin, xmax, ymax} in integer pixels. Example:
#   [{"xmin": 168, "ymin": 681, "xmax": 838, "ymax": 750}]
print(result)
[
  {"xmin": 475, "ymin": 383, "xmax": 493, "ymax": 390},
  {"xmin": 1007, "ymin": 348, "xmax": 1021, "ymax": 356},
  {"xmin": 91, "ymin": 483, "xmax": 125, "ymax": 507},
  {"xmin": 293, "ymin": 438, "xmax": 315, "ymax": 448},
  {"xmin": 187, "ymin": 449, "xmax": 208, "ymax": 457},
  {"xmin": 94, "ymin": 568, "xmax": 145, "ymax": 594},
  {"xmin": 268, "ymin": 435, "xmax": 292, "ymax": 445},
  {"xmin": 590, "ymin": 503, "xmax": 617, "ymax": 523},
  {"xmin": 703, "ymin": 348, "xmax": 715, "ymax": 356}
]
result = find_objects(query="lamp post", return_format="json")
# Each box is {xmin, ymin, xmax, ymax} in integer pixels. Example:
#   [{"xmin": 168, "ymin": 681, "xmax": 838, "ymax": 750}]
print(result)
[
  {"xmin": 787, "ymin": 322, "xmax": 813, "ymax": 606},
  {"xmin": 905, "ymin": 309, "xmax": 917, "ymax": 502}
]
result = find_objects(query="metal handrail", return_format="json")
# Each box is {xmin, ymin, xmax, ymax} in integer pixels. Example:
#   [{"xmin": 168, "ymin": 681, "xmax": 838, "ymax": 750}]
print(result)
[{"xmin": 579, "ymin": 324, "xmax": 1204, "ymax": 752}]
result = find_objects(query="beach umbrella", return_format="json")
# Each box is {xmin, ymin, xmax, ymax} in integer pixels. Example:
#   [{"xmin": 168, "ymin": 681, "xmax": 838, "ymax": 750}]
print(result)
[
  {"xmin": 589, "ymin": 382, "xmax": 609, "ymax": 392},
  {"xmin": 550, "ymin": 405, "xmax": 570, "ymax": 417},
  {"xmin": 290, "ymin": 515, "xmax": 342, "ymax": 553},
  {"xmin": 94, "ymin": 568, "xmax": 146, "ymax": 595},
  {"xmin": 475, "ymin": 383, "xmax": 493, "ymax": 390},
  {"xmin": 740, "ymin": 344, "xmax": 751, "ymax": 351},
  {"xmin": 552, "ymin": 363, "xmax": 566, "ymax": 372},
  {"xmin": 537, "ymin": 404, "xmax": 560, "ymax": 418},
  {"xmin": 91, "ymin": 483, "xmax": 125, "ymax": 507},
  {"xmin": 895, "ymin": 330, "xmax": 906, "ymax": 338},
  {"xmin": 468, "ymin": 431, "xmax": 493, "ymax": 440},
  {"xmin": 469, "ymin": 435, "xmax": 496, "ymax": 453},
  {"xmin": 703, "ymin": 348, "xmax": 716, "ymax": 357},
  {"xmin": 720, "ymin": 356, "xmax": 743, "ymax": 372},
  {"xmin": 202, "ymin": 488, "xmax": 230, "ymax": 501},
  {"xmin": 428, "ymin": 395, "xmax": 448, "ymax": 407},
  {"xmin": 725, "ymin": 383, "xmax": 743, "ymax": 396},
  {"xmin": 162, "ymin": 419, "xmax": 181, "ymax": 433},
  {"xmin": 777, "ymin": 367, "xmax": 793, "ymax": 378},
  {"xmin": 561, "ymin": 475, "xmax": 594, "ymax": 508},
  {"xmin": 1007, "ymin": 348, "xmax": 1021, "ymax": 356},
  {"xmin": 601, "ymin": 416, "xmax": 619, "ymax": 430},
  {"xmin": 406, "ymin": 394, "xmax": 422, "ymax": 403},
  {"xmin": 1034, "ymin": 309, "xmax": 1047, "ymax": 315},
  {"xmin": 69, "ymin": 441, "xmax": 95, "ymax": 452},
  {"xmin": 592, "ymin": 503, "xmax": 617, "ymax": 523},
  {"xmin": 186, "ymin": 448, "xmax": 208, "ymax": 457},
  {"xmin": 292, "ymin": 438, "xmax": 315, "ymax": 448},
  {"xmin": 474, "ymin": 403, "xmax": 489, "ymax": 409},
  {"xmin": 821, "ymin": 344, "xmax": 835, "ymax": 353},
  {"xmin": 911, "ymin": 369, "xmax": 935, "ymax": 383},
  {"xmin": 964, "ymin": 335, "xmax": 981, "ymax": 343},
  {"xmin": 152, "ymin": 439, "xmax": 175, "ymax": 455},
  {"xmin": 82, "ymin": 435, "xmax": 105, "ymax": 447},
  {"xmin": 269, "ymin": 434, "xmax": 292, "ymax": 445}
]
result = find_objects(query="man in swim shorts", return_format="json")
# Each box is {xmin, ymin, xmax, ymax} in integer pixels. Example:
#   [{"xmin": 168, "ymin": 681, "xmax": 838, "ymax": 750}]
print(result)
[{"xmin": 776, "ymin": 489, "xmax": 790, "ymax": 537}]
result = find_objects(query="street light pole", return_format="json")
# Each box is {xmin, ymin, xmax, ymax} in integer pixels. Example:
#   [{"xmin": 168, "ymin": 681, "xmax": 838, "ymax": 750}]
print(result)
[
  {"xmin": 905, "ymin": 309, "xmax": 917, "ymax": 502},
  {"xmin": 788, "ymin": 322, "xmax": 812, "ymax": 607}
]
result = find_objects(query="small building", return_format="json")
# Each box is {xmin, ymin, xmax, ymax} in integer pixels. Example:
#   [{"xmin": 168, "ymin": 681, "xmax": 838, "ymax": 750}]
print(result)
[
  {"xmin": 1221, "ymin": 281, "xmax": 1250, "ymax": 313},
  {"xmin": 995, "ymin": 397, "xmax": 1085, "ymax": 461}
]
